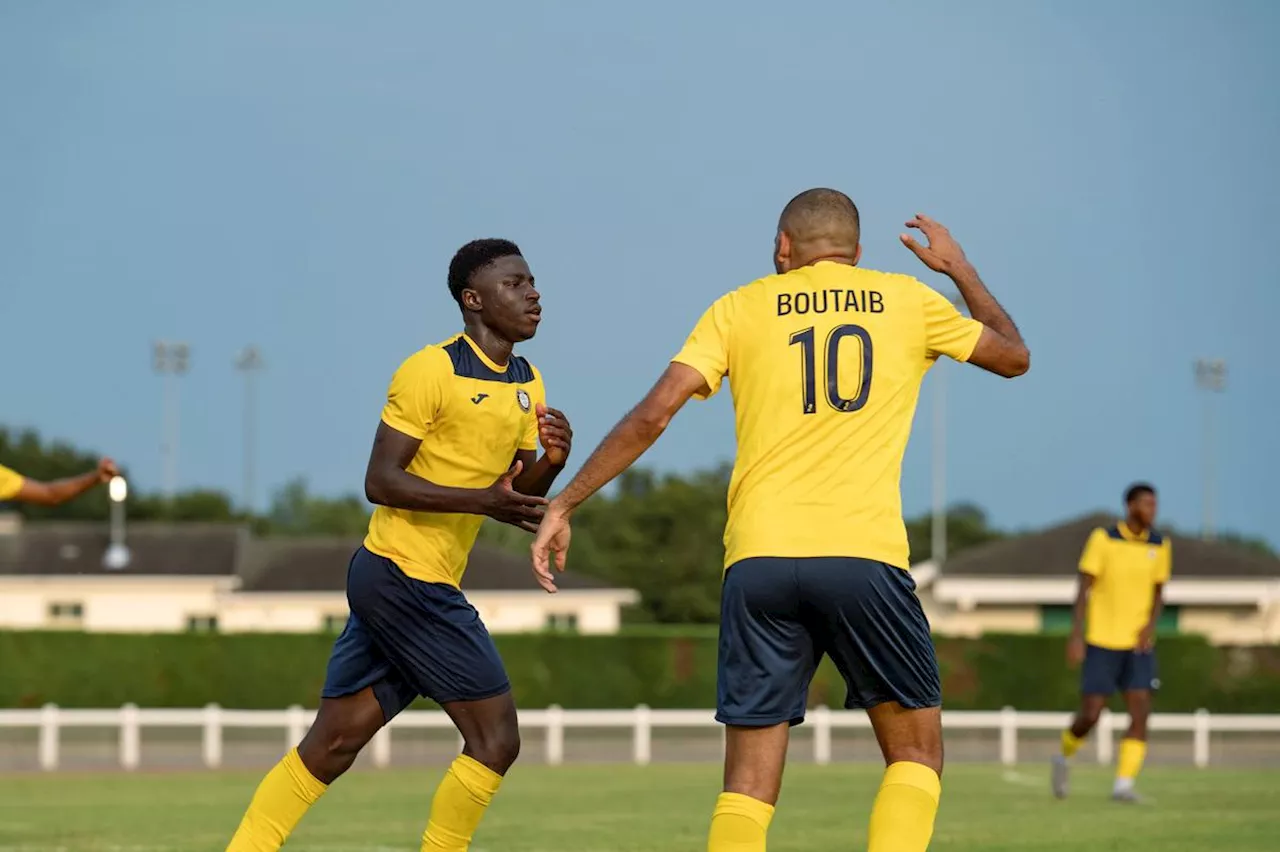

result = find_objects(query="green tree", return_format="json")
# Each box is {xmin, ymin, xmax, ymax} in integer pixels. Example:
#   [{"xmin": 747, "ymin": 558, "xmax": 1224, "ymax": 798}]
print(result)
[{"xmin": 260, "ymin": 478, "xmax": 370, "ymax": 537}]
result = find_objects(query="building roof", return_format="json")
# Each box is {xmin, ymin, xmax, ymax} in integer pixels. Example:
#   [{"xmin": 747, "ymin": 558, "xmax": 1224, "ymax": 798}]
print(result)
[
  {"xmin": 0, "ymin": 522, "xmax": 244, "ymax": 576},
  {"xmin": 237, "ymin": 537, "xmax": 617, "ymax": 593},
  {"xmin": 941, "ymin": 513, "xmax": 1280, "ymax": 579}
]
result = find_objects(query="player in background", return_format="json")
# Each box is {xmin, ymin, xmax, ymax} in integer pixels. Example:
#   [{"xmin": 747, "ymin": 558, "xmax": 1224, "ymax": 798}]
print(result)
[
  {"xmin": 226, "ymin": 239, "xmax": 572, "ymax": 852},
  {"xmin": 0, "ymin": 458, "xmax": 119, "ymax": 506},
  {"xmin": 1053, "ymin": 483, "xmax": 1170, "ymax": 803},
  {"xmin": 531, "ymin": 189, "xmax": 1029, "ymax": 852}
]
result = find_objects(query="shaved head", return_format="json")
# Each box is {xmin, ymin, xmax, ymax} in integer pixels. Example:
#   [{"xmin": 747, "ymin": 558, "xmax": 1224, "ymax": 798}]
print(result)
[
  {"xmin": 774, "ymin": 188, "xmax": 861, "ymax": 273},
  {"xmin": 779, "ymin": 188, "xmax": 860, "ymax": 245}
]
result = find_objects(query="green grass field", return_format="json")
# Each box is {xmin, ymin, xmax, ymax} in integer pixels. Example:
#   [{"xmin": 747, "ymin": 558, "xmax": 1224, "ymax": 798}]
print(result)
[{"xmin": 0, "ymin": 763, "xmax": 1275, "ymax": 851}]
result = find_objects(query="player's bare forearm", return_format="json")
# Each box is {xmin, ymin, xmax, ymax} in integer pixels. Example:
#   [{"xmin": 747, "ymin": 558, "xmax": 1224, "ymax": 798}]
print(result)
[
  {"xmin": 950, "ymin": 263, "xmax": 1025, "ymax": 351},
  {"xmin": 512, "ymin": 451, "xmax": 564, "ymax": 498},
  {"xmin": 17, "ymin": 470, "xmax": 103, "ymax": 506},
  {"xmin": 366, "ymin": 466, "xmax": 487, "ymax": 514},
  {"xmin": 1070, "ymin": 573, "xmax": 1093, "ymax": 640},
  {"xmin": 1145, "ymin": 585, "xmax": 1165, "ymax": 631},
  {"xmin": 364, "ymin": 421, "xmax": 487, "ymax": 514},
  {"xmin": 551, "ymin": 363, "xmax": 704, "ymax": 516}
]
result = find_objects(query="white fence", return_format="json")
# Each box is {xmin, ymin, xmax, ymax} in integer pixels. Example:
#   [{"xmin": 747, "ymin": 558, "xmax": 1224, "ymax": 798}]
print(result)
[{"xmin": 1, "ymin": 705, "xmax": 1278, "ymax": 771}]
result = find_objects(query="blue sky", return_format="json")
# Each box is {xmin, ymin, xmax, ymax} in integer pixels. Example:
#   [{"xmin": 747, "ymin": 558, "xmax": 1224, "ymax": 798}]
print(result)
[{"xmin": 1, "ymin": 1, "xmax": 1275, "ymax": 544}]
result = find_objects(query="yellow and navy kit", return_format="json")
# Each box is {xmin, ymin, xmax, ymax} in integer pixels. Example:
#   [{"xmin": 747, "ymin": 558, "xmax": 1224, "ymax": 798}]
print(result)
[
  {"xmin": 364, "ymin": 333, "xmax": 545, "ymax": 586},
  {"xmin": 672, "ymin": 262, "xmax": 984, "ymax": 570},
  {"xmin": 1079, "ymin": 523, "xmax": 1172, "ymax": 650}
]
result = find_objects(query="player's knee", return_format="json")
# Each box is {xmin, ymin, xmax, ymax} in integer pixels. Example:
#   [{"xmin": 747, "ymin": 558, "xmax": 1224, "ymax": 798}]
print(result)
[
  {"xmin": 298, "ymin": 719, "xmax": 378, "ymax": 783},
  {"xmin": 882, "ymin": 745, "xmax": 943, "ymax": 777},
  {"xmin": 466, "ymin": 723, "xmax": 521, "ymax": 774}
]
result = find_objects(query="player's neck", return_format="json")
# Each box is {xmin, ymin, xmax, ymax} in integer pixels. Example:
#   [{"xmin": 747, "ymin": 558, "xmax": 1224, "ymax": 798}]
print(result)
[
  {"xmin": 462, "ymin": 324, "xmax": 514, "ymax": 367},
  {"xmin": 1124, "ymin": 517, "xmax": 1149, "ymax": 536},
  {"xmin": 792, "ymin": 252, "xmax": 858, "ymax": 269}
]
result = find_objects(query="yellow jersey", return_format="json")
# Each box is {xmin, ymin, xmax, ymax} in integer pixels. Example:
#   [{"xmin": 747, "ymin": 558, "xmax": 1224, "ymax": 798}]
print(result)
[
  {"xmin": 672, "ymin": 262, "xmax": 984, "ymax": 570},
  {"xmin": 364, "ymin": 334, "xmax": 546, "ymax": 587},
  {"xmin": 0, "ymin": 464, "xmax": 24, "ymax": 501},
  {"xmin": 1079, "ymin": 523, "xmax": 1172, "ymax": 650}
]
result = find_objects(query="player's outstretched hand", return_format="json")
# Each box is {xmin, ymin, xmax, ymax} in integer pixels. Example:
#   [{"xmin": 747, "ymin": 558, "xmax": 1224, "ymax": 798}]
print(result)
[
  {"xmin": 900, "ymin": 214, "xmax": 972, "ymax": 276},
  {"xmin": 97, "ymin": 458, "xmax": 120, "ymax": 483},
  {"xmin": 482, "ymin": 460, "xmax": 548, "ymax": 533},
  {"xmin": 530, "ymin": 503, "xmax": 571, "ymax": 594},
  {"xmin": 537, "ymin": 404, "xmax": 573, "ymax": 467}
]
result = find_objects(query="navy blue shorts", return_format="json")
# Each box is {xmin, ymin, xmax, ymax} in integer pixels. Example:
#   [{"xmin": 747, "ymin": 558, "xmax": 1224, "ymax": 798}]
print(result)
[
  {"xmin": 321, "ymin": 547, "xmax": 510, "ymax": 721},
  {"xmin": 1081, "ymin": 644, "xmax": 1159, "ymax": 696},
  {"xmin": 717, "ymin": 557, "xmax": 941, "ymax": 727}
]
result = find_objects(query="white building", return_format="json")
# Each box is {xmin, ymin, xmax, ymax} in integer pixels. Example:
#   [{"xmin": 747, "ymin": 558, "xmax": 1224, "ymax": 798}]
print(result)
[{"xmin": 0, "ymin": 517, "xmax": 638, "ymax": 635}]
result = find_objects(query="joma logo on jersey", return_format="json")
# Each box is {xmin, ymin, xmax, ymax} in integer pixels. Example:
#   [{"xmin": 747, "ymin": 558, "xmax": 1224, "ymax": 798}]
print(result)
[{"xmin": 470, "ymin": 393, "xmax": 489, "ymax": 405}]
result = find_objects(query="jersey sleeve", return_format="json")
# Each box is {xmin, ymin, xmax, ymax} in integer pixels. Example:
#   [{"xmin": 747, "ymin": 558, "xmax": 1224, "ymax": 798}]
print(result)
[
  {"xmin": 922, "ymin": 284, "xmax": 984, "ymax": 363},
  {"xmin": 1078, "ymin": 528, "xmax": 1108, "ymax": 577},
  {"xmin": 0, "ymin": 464, "xmax": 24, "ymax": 501},
  {"xmin": 1154, "ymin": 539, "xmax": 1172, "ymax": 584},
  {"xmin": 671, "ymin": 291, "xmax": 736, "ymax": 400},
  {"xmin": 380, "ymin": 350, "xmax": 446, "ymax": 440},
  {"xmin": 520, "ymin": 367, "xmax": 547, "ymax": 452}
]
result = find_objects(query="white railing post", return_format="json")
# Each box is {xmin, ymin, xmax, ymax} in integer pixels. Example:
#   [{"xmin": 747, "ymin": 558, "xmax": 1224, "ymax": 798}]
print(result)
[
  {"xmin": 546, "ymin": 705, "xmax": 564, "ymax": 766},
  {"xmin": 286, "ymin": 705, "xmax": 307, "ymax": 748},
  {"xmin": 120, "ymin": 703, "xmax": 141, "ymax": 770},
  {"xmin": 38, "ymin": 703, "xmax": 59, "ymax": 771},
  {"xmin": 372, "ymin": 724, "xmax": 392, "ymax": 769},
  {"xmin": 813, "ymin": 705, "xmax": 832, "ymax": 766},
  {"xmin": 633, "ymin": 705, "xmax": 652, "ymax": 766},
  {"xmin": 999, "ymin": 706, "xmax": 1018, "ymax": 766},
  {"xmin": 1193, "ymin": 708, "xmax": 1210, "ymax": 769},
  {"xmin": 203, "ymin": 704, "xmax": 223, "ymax": 769},
  {"xmin": 1096, "ymin": 709, "xmax": 1114, "ymax": 765}
]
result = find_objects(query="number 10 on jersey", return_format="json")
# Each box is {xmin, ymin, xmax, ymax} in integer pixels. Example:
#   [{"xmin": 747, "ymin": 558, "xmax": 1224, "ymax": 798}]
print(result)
[{"xmin": 789, "ymin": 324, "xmax": 873, "ymax": 414}]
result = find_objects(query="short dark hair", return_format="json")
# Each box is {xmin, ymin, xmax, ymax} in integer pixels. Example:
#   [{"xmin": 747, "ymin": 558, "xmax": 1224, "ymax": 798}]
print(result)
[
  {"xmin": 447, "ymin": 239, "xmax": 522, "ymax": 307},
  {"xmin": 1125, "ymin": 483, "xmax": 1156, "ymax": 504},
  {"xmin": 778, "ymin": 188, "xmax": 861, "ymax": 246}
]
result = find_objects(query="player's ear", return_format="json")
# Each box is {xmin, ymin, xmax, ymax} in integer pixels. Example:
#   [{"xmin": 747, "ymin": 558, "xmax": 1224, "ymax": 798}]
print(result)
[
  {"xmin": 774, "ymin": 230, "xmax": 791, "ymax": 273},
  {"xmin": 460, "ymin": 288, "xmax": 482, "ymax": 312},
  {"xmin": 854, "ymin": 243, "xmax": 862, "ymax": 266}
]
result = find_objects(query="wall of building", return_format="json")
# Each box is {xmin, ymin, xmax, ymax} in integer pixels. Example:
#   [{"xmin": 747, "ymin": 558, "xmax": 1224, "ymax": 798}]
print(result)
[{"xmin": 0, "ymin": 580, "xmax": 634, "ymax": 635}]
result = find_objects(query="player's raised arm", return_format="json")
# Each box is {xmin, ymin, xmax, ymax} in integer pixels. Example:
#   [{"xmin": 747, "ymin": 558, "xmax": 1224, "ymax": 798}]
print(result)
[
  {"xmin": 528, "ymin": 363, "xmax": 708, "ymax": 591},
  {"xmin": 511, "ymin": 375, "xmax": 573, "ymax": 498},
  {"xmin": 901, "ymin": 214, "xmax": 1030, "ymax": 378},
  {"xmin": 3, "ymin": 458, "xmax": 118, "ymax": 506}
]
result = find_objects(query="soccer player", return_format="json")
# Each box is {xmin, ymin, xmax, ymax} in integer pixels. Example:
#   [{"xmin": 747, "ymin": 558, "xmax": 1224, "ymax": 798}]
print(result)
[
  {"xmin": 1053, "ymin": 483, "xmax": 1170, "ymax": 804},
  {"xmin": 226, "ymin": 239, "xmax": 573, "ymax": 852},
  {"xmin": 0, "ymin": 458, "xmax": 119, "ymax": 505},
  {"xmin": 531, "ymin": 189, "xmax": 1029, "ymax": 852}
]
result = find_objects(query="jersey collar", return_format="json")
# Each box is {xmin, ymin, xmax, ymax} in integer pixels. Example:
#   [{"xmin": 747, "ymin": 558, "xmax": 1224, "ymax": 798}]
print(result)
[
  {"xmin": 460, "ymin": 333, "xmax": 510, "ymax": 373},
  {"xmin": 1116, "ymin": 520, "xmax": 1151, "ymax": 542}
]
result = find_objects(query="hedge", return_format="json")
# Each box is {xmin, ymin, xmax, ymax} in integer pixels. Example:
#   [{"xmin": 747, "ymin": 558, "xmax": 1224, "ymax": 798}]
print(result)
[{"xmin": 1, "ymin": 631, "xmax": 1277, "ymax": 712}]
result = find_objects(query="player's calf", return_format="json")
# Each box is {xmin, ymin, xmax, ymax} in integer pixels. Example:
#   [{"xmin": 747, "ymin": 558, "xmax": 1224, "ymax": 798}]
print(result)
[
  {"xmin": 227, "ymin": 690, "xmax": 385, "ymax": 852},
  {"xmin": 866, "ymin": 703, "xmax": 943, "ymax": 852}
]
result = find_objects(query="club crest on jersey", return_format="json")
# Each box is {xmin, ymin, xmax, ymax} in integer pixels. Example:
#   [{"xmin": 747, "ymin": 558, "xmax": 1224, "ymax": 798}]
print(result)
[
  {"xmin": 1148, "ymin": 548, "xmax": 1158, "ymax": 559},
  {"xmin": 516, "ymin": 388, "xmax": 531, "ymax": 412}
]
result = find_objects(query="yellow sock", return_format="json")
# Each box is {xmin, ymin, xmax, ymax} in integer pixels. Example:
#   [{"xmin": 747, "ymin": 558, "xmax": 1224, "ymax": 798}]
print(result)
[
  {"xmin": 868, "ymin": 761, "xmax": 941, "ymax": 852},
  {"xmin": 226, "ymin": 748, "xmax": 328, "ymax": 851},
  {"xmin": 1117, "ymin": 738, "xmax": 1147, "ymax": 781},
  {"xmin": 707, "ymin": 792, "xmax": 774, "ymax": 851},
  {"xmin": 421, "ymin": 755, "xmax": 503, "ymax": 851},
  {"xmin": 1061, "ymin": 730, "xmax": 1084, "ymax": 759}
]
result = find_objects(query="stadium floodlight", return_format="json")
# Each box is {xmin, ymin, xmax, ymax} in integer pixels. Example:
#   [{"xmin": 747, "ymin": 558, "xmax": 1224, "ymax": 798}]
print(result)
[
  {"xmin": 234, "ymin": 346, "xmax": 265, "ymax": 514},
  {"xmin": 103, "ymin": 475, "xmax": 131, "ymax": 570},
  {"xmin": 153, "ymin": 340, "xmax": 191, "ymax": 503},
  {"xmin": 1193, "ymin": 359, "xmax": 1227, "ymax": 541}
]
